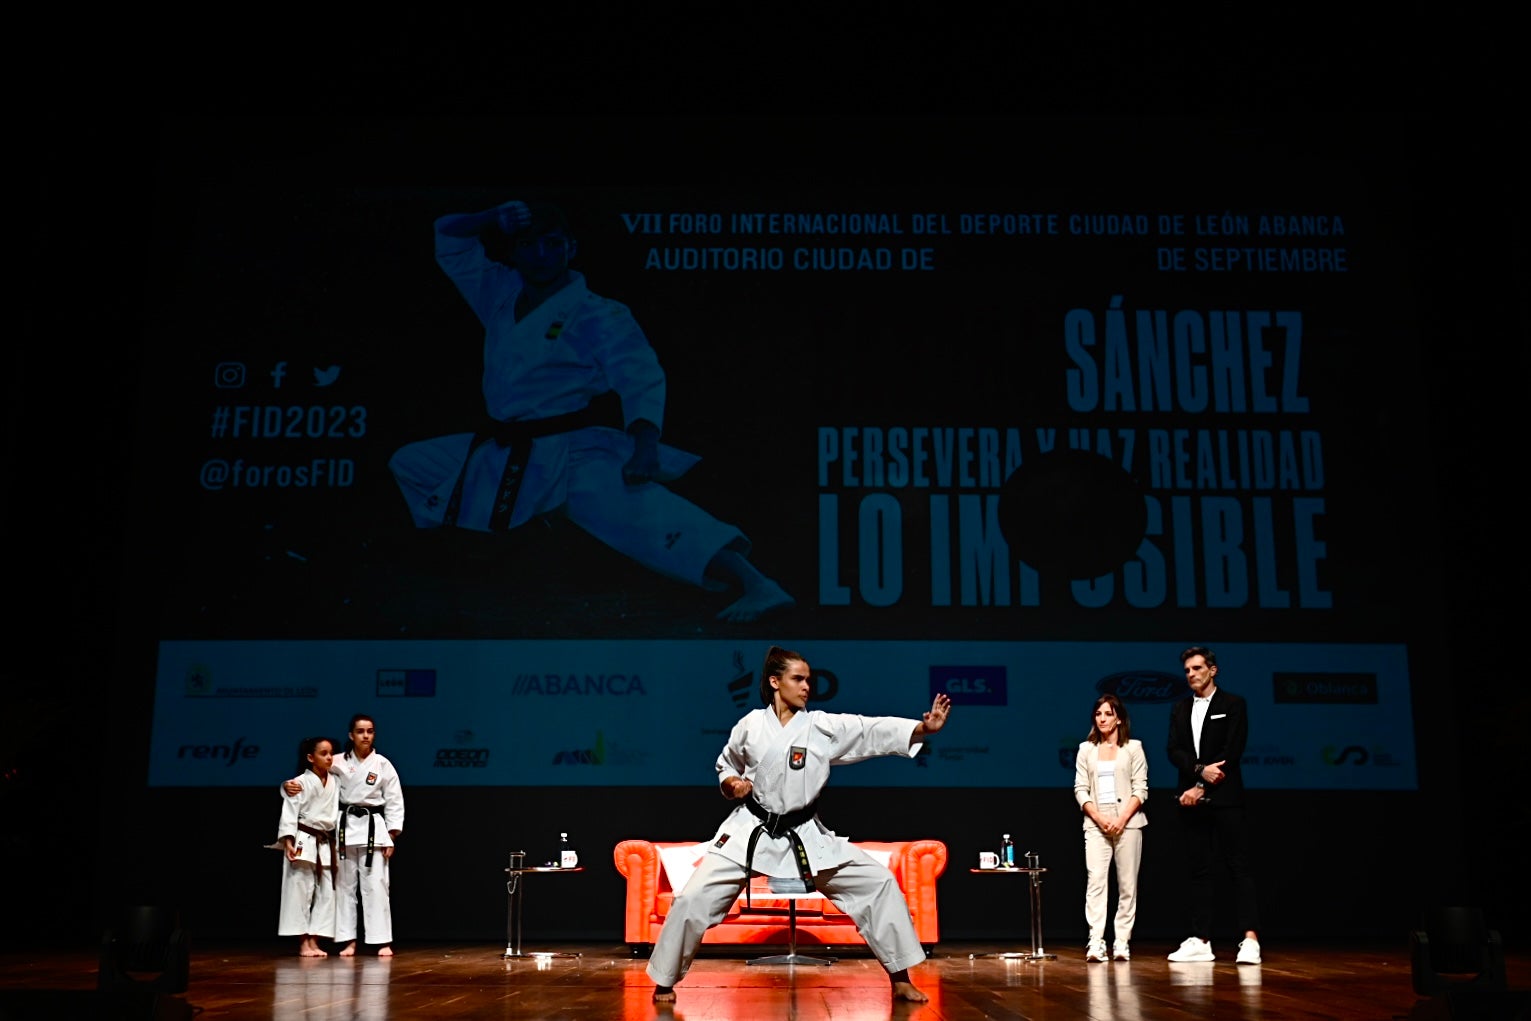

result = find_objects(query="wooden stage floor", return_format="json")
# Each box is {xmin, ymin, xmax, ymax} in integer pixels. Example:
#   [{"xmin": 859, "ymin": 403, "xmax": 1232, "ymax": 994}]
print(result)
[{"xmin": 3, "ymin": 939, "xmax": 1527, "ymax": 1020}]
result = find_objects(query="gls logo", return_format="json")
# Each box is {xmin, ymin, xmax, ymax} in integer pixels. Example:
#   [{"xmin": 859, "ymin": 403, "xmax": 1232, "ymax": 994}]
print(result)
[
  {"xmin": 929, "ymin": 666, "xmax": 1007, "ymax": 706},
  {"xmin": 1321, "ymin": 745, "xmax": 1369, "ymax": 765}
]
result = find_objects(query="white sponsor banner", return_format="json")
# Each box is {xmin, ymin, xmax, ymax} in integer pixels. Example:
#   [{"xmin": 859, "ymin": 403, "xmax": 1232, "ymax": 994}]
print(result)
[{"xmin": 149, "ymin": 639, "xmax": 1415, "ymax": 790}]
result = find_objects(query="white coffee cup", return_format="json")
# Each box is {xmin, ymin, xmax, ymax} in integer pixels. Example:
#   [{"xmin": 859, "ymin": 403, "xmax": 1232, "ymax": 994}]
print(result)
[{"xmin": 978, "ymin": 851, "xmax": 999, "ymax": 869}]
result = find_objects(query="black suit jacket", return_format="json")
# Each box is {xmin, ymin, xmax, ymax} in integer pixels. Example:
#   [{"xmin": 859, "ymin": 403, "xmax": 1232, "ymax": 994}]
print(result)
[{"xmin": 1167, "ymin": 687, "xmax": 1249, "ymax": 807}]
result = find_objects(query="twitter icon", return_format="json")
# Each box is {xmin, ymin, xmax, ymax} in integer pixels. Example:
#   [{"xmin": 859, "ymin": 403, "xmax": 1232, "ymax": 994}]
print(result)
[{"xmin": 313, "ymin": 365, "xmax": 341, "ymax": 387}]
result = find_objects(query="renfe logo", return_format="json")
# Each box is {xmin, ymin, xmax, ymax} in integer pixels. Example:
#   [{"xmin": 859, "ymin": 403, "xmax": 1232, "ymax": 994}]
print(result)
[
  {"xmin": 178, "ymin": 738, "xmax": 259, "ymax": 765},
  {"xmin": 929, "ymin": 666, "xmax": 1007, "ymax": 706}
]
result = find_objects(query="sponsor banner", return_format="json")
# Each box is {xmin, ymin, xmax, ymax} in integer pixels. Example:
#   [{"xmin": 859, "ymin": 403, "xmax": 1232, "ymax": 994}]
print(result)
[
  {"xmin": 1272, "ymin": 671, "xmax": 1378, "ymax": 704},
  {"xmin": 929, "ymin": 665, "xmax": 1008, "ymax": 706},
  {"xmin": 149, "ymin": 639, "xmax": 1416, "ymax": 789}
]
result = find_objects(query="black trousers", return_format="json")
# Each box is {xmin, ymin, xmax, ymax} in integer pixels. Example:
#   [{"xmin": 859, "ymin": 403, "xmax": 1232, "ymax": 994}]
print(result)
[{"xmin": 1179, "ymin": 803, "xmax": 1260, "ymax": 940}]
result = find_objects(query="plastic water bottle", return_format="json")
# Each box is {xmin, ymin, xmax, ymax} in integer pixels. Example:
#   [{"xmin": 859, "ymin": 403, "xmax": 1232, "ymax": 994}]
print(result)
[
  {"xmin": 559, "ymin": 832, "xmax": 579, "ymax": 869},
  {"xmin": 1001, "ymin": 833, "xmax": 1015, "ymax": 868}
]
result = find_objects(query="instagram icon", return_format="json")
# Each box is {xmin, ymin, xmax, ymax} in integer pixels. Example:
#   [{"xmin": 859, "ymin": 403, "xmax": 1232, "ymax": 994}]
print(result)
[{"xmin": 213, "ymin": 362, "xmax": 247, "ymax": 389}]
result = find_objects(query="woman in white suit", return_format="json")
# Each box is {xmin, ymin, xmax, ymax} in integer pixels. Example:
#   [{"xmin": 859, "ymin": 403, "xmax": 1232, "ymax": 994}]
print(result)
[{"xmin": 1073, "ymin": 693, "xmax": 1148, "ymax": 962}]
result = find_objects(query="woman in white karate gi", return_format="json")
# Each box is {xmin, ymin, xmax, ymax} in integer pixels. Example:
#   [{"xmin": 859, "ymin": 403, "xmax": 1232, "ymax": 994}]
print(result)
[
  {"xmin": 648, "ymin": 645, "xmax": 951, "ymax": 1003},
  {"xmin": 276, "ymin": 736, "xmax": 340, "ymax": 956},
  {"xmin": 389, "ymin": 197, "xmax": 794, "ymax": 624}
]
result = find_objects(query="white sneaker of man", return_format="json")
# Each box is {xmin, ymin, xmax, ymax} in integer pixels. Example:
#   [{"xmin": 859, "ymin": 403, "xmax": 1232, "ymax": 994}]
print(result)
[
  {"xmin": 1236, "ymin": 937, "xmax": 1262, "ymax": 964},
  {"xmin": 1112, "ymin": 940, "xmax": 1131, "ymax": 961},
  {"xmin": 1085, "ymin": 939, "xmax": 1107, "ymax": 962},
  {"xmin": 1167, "ymin": 937, "xmax": 1215, "ymax": 962}
]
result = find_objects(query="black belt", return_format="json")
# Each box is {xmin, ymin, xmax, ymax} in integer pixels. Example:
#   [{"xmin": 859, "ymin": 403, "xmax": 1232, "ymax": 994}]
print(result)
[
  {"xmin": 339, "ymin": 804, "xmax": 386, "ymax": 867},
  {"xmin": 442, "ymin": 397, "xmax": 620, "ymax": 530},
  {"xmin": 741, "ymin": 797, "xmax": 818, "ymax": 911}
]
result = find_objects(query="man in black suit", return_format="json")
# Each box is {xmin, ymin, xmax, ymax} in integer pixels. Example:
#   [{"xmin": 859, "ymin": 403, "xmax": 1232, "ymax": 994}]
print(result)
[{"xmin": 1165, "ymin": 645, "xmax": 1262, "ymax": 965}]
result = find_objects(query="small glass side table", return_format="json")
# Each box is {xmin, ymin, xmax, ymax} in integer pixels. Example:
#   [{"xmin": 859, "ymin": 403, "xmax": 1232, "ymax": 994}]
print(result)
[
  {"xmin": 744, "ymin": 891, "xmax": 835, "ymax": 967},
  {"xmin": 968, "ymin": 866, "xmax": 1056, "ymax": 962},
  {"xmin": 503, "ymin": 850, "xmax": 584, "ymax": 959}
]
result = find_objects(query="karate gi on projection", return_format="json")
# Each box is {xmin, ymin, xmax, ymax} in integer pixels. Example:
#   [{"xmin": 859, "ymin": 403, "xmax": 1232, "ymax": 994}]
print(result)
[
  {"xmin": 648, "ymin": 647, "xmax": 951, "ymax": 1004},
  {"xmin": 389, "ymin": 198, "xmax": 794, "ymax": 624}
]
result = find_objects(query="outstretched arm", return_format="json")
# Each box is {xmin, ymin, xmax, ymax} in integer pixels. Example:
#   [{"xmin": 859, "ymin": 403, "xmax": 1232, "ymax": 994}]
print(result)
[
  {"xmin": 911, "ymin": 693, "xmax": 952, "ymax": 744},
  {"xmin": 436, "ymin": 199, "xmax": 530, "ymax": 239}
]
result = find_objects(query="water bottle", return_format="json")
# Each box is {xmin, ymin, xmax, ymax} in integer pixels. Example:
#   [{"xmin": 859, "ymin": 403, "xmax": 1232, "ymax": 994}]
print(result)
[
  {"xmin": 1001, "ymin": 833, "xmax": 1015, "ymax": 868},
  {"xmin": 559, "ymin": 832, "xmax": 579, "ymax": 869}
]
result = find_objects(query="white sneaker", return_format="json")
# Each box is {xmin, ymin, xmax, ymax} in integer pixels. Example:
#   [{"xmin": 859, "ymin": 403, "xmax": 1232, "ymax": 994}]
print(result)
[
  {"xmin": 1113, "ymin": 940, "xmax": 1131, "ymax": 961},
  {"xmin": 1167, "ymin": 937, "xmax": 1215, "ymax": 962},
  {"xmin": 1085, "ymin": 939, "xmax": 1107, "ymax": 962},
  {"xmin": 1236, "ymin": 937, "xmax": 1262, "ymax": 964}
]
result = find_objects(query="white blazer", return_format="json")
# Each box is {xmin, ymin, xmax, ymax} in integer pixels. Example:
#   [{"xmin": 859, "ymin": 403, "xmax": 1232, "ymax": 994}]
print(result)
[{"xmin": 1073, "ymin": 738, "xmax": 1149, "ymax": 830}]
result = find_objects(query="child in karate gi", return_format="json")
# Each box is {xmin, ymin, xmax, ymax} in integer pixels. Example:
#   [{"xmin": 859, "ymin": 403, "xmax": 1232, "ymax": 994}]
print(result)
[{"xmin": 277, "ymin": 736, "xmax": 340, "ymax": 956}]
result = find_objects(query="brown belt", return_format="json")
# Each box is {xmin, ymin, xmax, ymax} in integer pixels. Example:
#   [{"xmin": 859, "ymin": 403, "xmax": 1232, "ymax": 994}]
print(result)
[{"xmin": 297, "ymin": 823, "xmax": 337, "ymax": 888}]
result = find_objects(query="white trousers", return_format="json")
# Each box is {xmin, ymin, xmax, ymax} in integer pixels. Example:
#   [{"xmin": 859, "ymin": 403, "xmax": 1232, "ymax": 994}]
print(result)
[
  {"xmin": 389, "ymin": 430, "xmax": 745, "ymax": 588},
  {"xmin": 1082, "ymin": 804, "xmax": 1142, "ymax": 944},
  {"xmin": 645, "ymin": 850, "xmax": 926, "ymax": 987},
  {"xmin": 277, "ymin": 858, "xmax": 335, "ymax": 938},
  {"xmin": 334, "ymin": 850, "xmax": 392, "ymax": 945}
]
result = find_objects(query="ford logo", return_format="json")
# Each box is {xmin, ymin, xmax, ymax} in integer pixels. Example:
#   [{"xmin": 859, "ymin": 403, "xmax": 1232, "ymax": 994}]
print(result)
[{"xmin": 1095, "ymin": 670, "xmax": 1186, "ymax": 703}]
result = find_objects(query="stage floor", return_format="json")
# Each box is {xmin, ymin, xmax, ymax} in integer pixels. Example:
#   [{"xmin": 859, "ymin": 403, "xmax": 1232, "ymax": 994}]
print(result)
[{"xmin": 3, "ymin": 939, "xmax": 1527, "ymax": 1020}]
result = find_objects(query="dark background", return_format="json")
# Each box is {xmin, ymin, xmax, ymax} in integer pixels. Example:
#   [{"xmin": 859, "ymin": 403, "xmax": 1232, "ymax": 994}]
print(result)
[{"xmin": 10, "ymin": 11, "xmax": 1521, "ymax": 953}]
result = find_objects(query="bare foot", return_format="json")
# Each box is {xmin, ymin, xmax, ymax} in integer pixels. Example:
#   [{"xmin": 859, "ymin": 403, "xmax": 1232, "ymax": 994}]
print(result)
[
  {"xmin": 377, "ymin": 945, "xmax": 394, "ymax": 957},
  {"xmin": 891, "ymin": 981, "xmax": 928, "ymax": 1003},
  {"xmin": 338, "ymin": 941, "xmax": 357, "ymax": 957},
  {"xmin": 716, "ymin": 580, "xmax": 795, "ymax": 623},
  {"xmin": 652, "ymin": 986, "xmax": 676, "ymax": 1003}
]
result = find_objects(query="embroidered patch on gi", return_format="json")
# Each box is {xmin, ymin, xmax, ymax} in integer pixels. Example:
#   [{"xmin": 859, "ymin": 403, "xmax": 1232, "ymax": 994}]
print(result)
[
  {"xmin": 545, "ymin": 320, "xmax": 565, "ymax": 341},
  {"xmin": 366, "ymin": 772, "xmax": 379, "ymax": 785},
  {"xmin": 714, "ymin": 834, "xmax": 731, "ymax": 848},
  {"xmin": 789, "ymin": 746, "xmax": 807, "ymax": 770}
]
